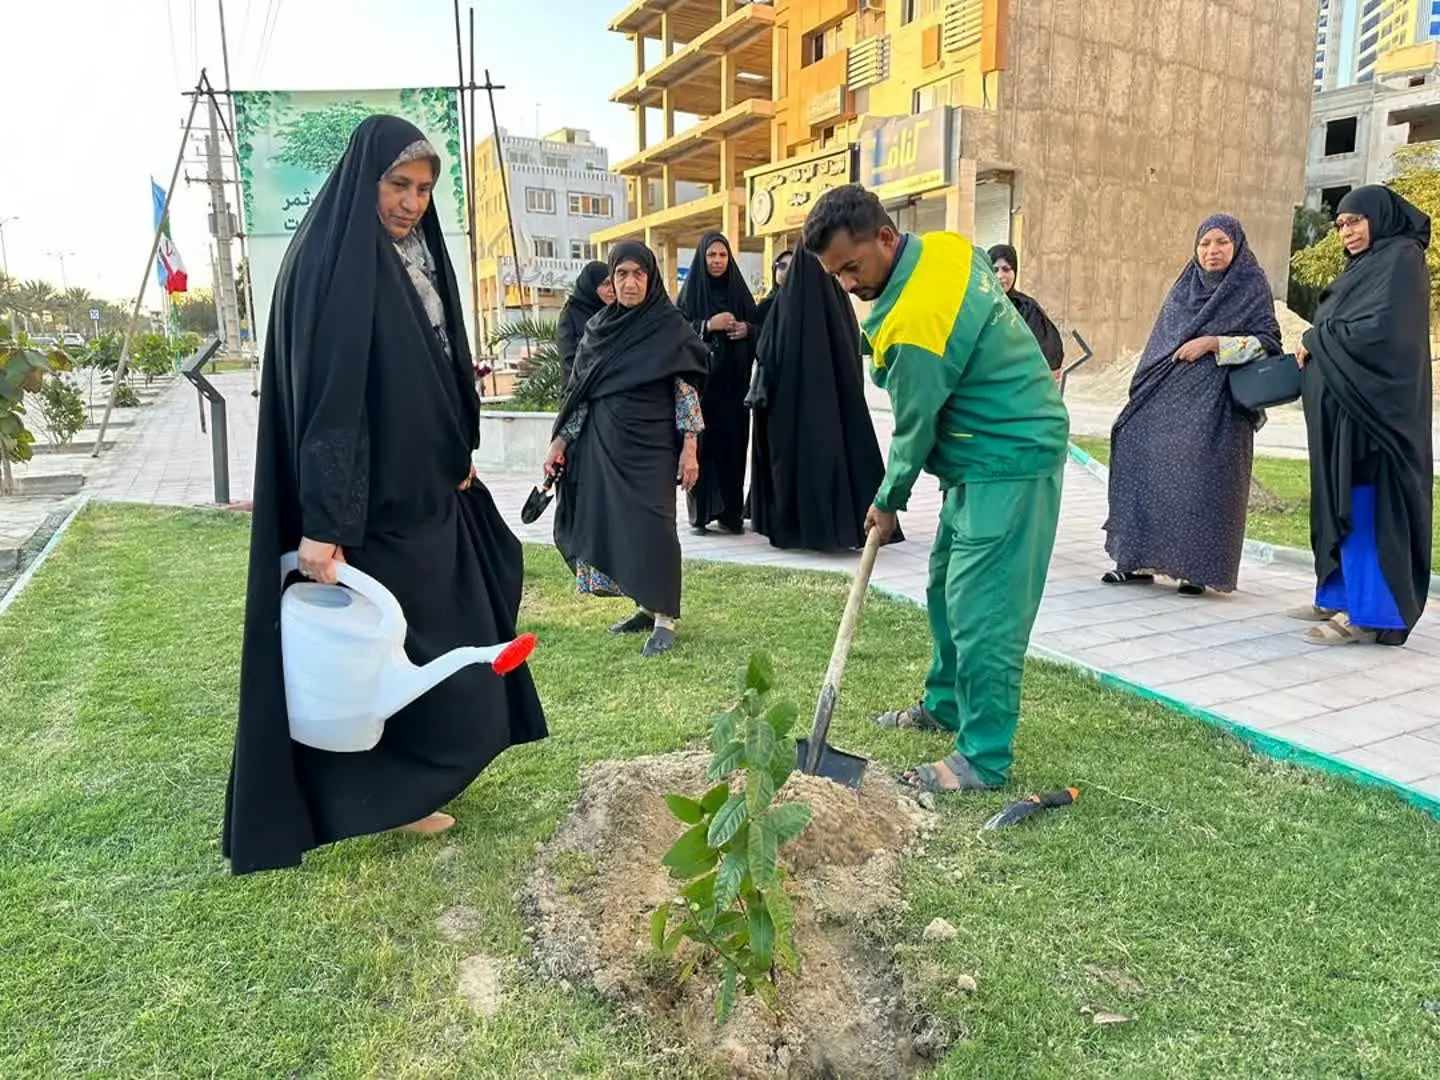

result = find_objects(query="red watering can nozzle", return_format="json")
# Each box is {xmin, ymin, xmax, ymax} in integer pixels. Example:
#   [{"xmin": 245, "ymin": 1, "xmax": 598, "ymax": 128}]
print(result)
[{"xmin": 492, "ymin": 633, "xmax": 537, "ymax": 676}]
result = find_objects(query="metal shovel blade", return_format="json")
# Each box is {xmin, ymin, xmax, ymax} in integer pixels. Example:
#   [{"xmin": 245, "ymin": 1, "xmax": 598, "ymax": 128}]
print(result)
[{"xmin": 795, "ymin": 737, "xmax": 867, "ymax": 789}]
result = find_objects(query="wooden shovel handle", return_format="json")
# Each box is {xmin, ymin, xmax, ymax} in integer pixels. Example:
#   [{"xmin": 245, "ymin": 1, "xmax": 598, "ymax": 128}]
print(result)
[{"xmin": 805, "ymin": 528, "xmax": 884, "ymax": 771}]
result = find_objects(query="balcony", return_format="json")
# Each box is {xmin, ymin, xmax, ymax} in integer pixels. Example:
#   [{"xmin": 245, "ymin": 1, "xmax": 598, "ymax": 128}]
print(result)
[
  {"xmin": 590, "ymin": 188, "xmax": 743, "ymax": 248},
  {"xmin": 612, "ymin": 98, "xmax": 776, "ymax": 183},
  {"xmin": 610, "ymin": 2, "xmax": 775, "ymax": 117}
]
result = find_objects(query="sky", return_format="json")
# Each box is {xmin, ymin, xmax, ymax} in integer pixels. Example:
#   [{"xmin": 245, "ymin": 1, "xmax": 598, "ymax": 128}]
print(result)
[{"xmin": 0, "ymin": 0, "xmax": 637, "ymax": 302}]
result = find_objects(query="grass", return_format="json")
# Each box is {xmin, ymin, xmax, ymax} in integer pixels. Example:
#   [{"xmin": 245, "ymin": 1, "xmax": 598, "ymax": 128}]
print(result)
[
  {"xmin": 1072, "ymin": 434, "xmax": 1440, "ymax": 563},
  {"xmin": 2, "ymin": 504, "xmax": 1439, "ymax": 1079}
]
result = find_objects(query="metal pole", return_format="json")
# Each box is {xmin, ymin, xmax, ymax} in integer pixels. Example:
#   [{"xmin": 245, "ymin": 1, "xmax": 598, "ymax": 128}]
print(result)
[
  {"xmin": 93, "ymin": 75, "xmax": 205, "ymax": 456},
  {"xmin": 482, "ymin": 69, "xmax": 528, "ymax": 355},
  {"xmin": 210, "ymin": 397, "xmax": 230, "ymax": 504},
  {"xmin": 466, "ymin": 7, "xmax": 483, "ymax": 361}
]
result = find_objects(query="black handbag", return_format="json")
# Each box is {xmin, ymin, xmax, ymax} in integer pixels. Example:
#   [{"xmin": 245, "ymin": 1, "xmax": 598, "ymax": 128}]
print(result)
[{"xmin": 1228, "ymin": 353, "xmax": 1302, "ymax": 411}]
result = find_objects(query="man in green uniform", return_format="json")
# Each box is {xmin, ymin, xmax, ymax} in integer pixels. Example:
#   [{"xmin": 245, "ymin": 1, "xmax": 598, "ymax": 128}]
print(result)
[{"xmin": 802, "ymin": 184, "xmax": 1070, "ymax": 794}]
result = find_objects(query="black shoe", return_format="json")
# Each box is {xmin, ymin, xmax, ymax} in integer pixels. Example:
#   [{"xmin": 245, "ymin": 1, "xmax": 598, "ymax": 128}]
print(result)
[
  {"xmin": 1177, "ymin": 582, "xmax": 1206, "ymax": 597},
  {"xmin": 642, "ymin": 627, "xmax": 676, "ymax": 657},
  {"xmin": 719, "ymin": 520, "xmax": 744, "ymax": 536},
  {"xmin": 609, "ymin": 611, "xmax": 655, "ymax": 635},
  {"xmin": 691, "ymin": 525, "xmax": 710, "ymax": 536}
]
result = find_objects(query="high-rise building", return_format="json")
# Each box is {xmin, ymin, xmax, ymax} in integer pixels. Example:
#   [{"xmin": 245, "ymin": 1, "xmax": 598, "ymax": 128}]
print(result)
[{"xmin": 1314, "ymin": 0, "xmax": 1426, "ymax": 90}]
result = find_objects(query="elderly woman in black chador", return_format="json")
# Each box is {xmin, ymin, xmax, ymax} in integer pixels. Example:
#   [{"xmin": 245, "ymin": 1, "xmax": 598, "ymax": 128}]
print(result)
[
  {"xmin": 1294, "ymin": 186, "xmax": 1434, "ymax": 647},
  {"xmin": 748, "ymin": 246, "xmax": 892, "ymax": 552},
  {"xmin": 556, "ymin": 260, "xmax": 613, "ymax": 385},
  {"xmin": 224, "ymin": 116, "xmax": 547, "ymax": 874},
  {"xmin": 545, "ymin": 241, "xmax": 710, "ymax": 658},
  {"xmin": 677, "ymin": 232, "xmax": 760, "ymax": 535}
]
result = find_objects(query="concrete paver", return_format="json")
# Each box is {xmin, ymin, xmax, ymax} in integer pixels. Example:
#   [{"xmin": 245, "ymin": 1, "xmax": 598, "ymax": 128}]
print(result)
[{"xmin": 3, "ymin": 374, "xmax": 1439, "ymax": 810}]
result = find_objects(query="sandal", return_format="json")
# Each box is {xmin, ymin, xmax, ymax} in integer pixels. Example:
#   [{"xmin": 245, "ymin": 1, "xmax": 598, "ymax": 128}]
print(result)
[
  {"xmin": 1303, "ymin": 613, "xmax": 1378, "ymax": 647},
  {"xmin": 1101, "ymin": 570, "xmax": 1154, "ymax": 585},
  {"xmin": 873, "ymin": 702, "xmax": 945, "ymax": 732},
  {"xmin": 1287, "ymin": 604, "xmax": 1340, "ymax": 623},
  {"xmin": 897, "ymin": 752, "xmax": 1000, "ymax": 795}
]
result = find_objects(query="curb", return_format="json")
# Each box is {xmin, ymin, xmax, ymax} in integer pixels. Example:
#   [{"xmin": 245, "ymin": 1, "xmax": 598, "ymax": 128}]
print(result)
[
  {"xmin": 0, "ymin": 496, "xmax": 91, "ymax": 619},
  {"xmin": 1064, "ymin": 443, "xmax": 1440, "ymax": 599}
]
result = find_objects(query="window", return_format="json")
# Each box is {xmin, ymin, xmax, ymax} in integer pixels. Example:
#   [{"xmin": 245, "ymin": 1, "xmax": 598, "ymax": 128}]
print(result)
[
  {"xmin": 509, "ymin": 151, "xmax": 534, "ymax": 165},
  {"xmin": 531, "ymin": 236, "xmax": 557, "ymax": 258},
  {"xmin": 568, "ymin": 193, "xmax": 613, "ymax": 217},
  {"xmin": 1324, "ymin": 116, "xmax": 1358, "ymax": 156},
  {"xmin": 1321, "ymin": 186, "xmax": 1353, "ymax": 215},
  {"xmin": 912, "ymin": 79, "xmax": 953, "ymax": 114},
  {"xmin": 570, "ymin": 239, "xmax": 598, "ymax": 260},
  {"xmin": 804, "ymin": 22, "xmax": 843, "ymax": 65},
  {"xmin": 525, "ymin": 187, "xmax": 556, "ymax": 213},
  {"xmin": 899, "ymin": 0, "xmax": 917, "ymax": 23},
  {"xmin": 544, "ymin": 154, "xmax": 568, "ymax": 169}
]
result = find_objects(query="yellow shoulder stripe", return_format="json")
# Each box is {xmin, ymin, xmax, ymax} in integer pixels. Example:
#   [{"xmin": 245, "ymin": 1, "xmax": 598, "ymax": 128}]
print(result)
[{"xmin": 870, "ymin": 233, "xmax": 973, "ymax": 368}]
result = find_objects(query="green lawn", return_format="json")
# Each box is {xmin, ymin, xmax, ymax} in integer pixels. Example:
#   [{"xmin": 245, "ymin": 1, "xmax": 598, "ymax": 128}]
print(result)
[
  {"xmin": 1072, "ymin": 435, "xmax": 1440, "ymax": 563},
  {"xmin": 2, "ymin": 505, "xmax": 1438, "ymax": 1079}
]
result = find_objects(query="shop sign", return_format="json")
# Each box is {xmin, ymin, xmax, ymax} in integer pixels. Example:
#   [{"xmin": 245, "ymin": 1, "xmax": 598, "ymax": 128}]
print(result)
[
  {"xmin": 745, "ymin": 145, "xmax": 857, "ymax": 238},
  {"xmin": 857, "ymin": 107, "xmax": 954, "ymax": 203}
]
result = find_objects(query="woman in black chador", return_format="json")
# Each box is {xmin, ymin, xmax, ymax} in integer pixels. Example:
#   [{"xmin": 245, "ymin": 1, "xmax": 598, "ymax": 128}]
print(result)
[
  {"xmin": 677, "ymin": 232, "xmax": 759, "ymax": 535},
  {"xmin": 556, "ymin": 261, "xmax": 612, "ymax": 385},
  {"xmin": 749, "ymin": 246, "xmax": 892, "ymax": 552},
  {"xmin": 223, "ymin": 116, "xmax": 547, "ymax": 874},
  {"xmin": 545, "ymin": 241, "xmax": 710, "ymax": 657},
  {"xmin": 1295, "ymin": 185, "xmax": 1434, "ymax": 647}
]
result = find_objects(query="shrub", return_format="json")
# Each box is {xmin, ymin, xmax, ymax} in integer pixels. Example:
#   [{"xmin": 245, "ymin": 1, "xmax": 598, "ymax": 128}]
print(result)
[{"xmin": 37, "ymin": 377, "xmax": 86, "ymax": 447}]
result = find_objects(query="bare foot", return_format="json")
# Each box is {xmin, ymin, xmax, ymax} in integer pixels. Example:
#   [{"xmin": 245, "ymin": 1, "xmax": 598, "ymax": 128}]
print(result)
[{"xmin": 398, "ymin": 811, "xmax": 455, "ymax": 835}]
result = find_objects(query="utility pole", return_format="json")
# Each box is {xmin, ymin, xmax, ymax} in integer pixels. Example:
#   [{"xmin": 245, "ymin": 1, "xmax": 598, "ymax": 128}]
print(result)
[{"xmin": 205, "ymin": 94, "xmax": 242, "ymax": 357}]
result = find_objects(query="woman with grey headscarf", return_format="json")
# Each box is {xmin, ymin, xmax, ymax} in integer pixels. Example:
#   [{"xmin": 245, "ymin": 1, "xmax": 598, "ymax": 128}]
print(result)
[{"xmin": 225, "ymin": 116, "xmax": 547, "ymax": 874}]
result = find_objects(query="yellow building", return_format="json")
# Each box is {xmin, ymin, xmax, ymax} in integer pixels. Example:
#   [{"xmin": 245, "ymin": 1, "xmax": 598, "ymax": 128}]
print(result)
[
  {"xmin": 748, "ymin": 0, "xmax": 1012, "ymax": 269},
  {"xmin": 592, "ymin": 0, "xmax": 777, "ymax": 292}
]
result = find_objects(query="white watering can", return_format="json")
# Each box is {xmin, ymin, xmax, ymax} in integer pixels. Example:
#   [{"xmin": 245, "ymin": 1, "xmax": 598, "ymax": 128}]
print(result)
[{"xmin": 278, "ymin": 552, "xmax": 537, "ymax": 753}]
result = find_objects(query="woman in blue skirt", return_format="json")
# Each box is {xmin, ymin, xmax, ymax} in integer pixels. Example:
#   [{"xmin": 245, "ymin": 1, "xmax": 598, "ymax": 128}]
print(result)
[{"xmin": 1295, "ymin": 186, "xmax": 1433, "ymax": 647}]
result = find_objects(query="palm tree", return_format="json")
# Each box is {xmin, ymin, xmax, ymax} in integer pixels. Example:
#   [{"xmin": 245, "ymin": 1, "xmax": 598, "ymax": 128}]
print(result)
[
  {"xmin": 17, "ymin": 280, "xmax": 56, "ymax": 330},
  {"xmin": 488, "ymin": 316, "xmax": 562, "ymax": 411},
  {"xmin": 60, "ymin": 286, "xmax": 93, "ymax": 330}
]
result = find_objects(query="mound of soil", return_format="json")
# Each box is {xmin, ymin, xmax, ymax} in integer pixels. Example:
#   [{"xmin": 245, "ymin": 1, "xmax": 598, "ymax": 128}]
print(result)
[{"xmin": 523, "ymin": 752, "xmax": 950, "ymax": 1079}]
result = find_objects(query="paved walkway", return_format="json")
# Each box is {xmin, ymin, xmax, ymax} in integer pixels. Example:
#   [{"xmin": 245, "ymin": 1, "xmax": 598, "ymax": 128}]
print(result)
[{"xmin": 5, "ymin": 375, "xmax": 1439, "ymax": 809}]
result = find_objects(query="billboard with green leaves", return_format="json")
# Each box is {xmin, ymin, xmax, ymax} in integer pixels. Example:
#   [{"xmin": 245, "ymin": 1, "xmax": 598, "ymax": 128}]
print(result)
[{"xmin": 233, "ymin": 88, "xmax": 471, "ymax": 353}]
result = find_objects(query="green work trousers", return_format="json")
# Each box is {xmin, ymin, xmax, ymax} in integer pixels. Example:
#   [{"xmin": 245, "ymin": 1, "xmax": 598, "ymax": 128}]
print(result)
[{"xmin": 921, "ymin": 467, "xmax": 1064, "ymax": 785}]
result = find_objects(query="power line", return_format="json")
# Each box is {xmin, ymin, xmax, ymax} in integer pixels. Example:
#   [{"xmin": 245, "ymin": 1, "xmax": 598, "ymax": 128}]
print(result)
[
  {"xmin": 253, "ymin": 0, "xmax": 282, "ymax": 82},
  {"xmin": 165, "ymin": 0, "xmax": 183, "ymax": 89}
]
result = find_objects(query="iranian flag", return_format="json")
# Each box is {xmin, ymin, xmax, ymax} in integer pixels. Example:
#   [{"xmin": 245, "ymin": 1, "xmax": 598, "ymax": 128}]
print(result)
[{"xmin": 151, "ymin": 178, "xmax": 188, "ymax": 294}]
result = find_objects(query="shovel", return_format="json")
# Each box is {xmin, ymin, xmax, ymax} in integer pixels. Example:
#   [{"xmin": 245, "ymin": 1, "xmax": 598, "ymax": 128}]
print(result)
[
  {"xmin": 520, "ymin": 466, "xmax": 562, "ymax": 525},
  {"xmin": 796, "ymin": 526, "xmax": 883, "ymax": 788}
]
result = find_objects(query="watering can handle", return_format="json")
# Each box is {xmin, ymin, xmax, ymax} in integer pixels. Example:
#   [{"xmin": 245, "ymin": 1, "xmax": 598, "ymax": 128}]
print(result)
[{"xmin": 279, "ymin": 551, "xmax": 405, "ymax": 639}]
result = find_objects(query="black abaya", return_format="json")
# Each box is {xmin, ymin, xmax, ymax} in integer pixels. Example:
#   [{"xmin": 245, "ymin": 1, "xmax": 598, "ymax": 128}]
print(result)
[
  {"xmin": 553, "ymin": 241, "xmax": 710, "ymax": 618},
  {"xmin": 557, "ymin": 261, "xmax": 608, "ymax": 385},
  {"xmin": 677, "ymin": 234, "xmax": 759, "ymax": 530},
  {"xmin": 1302, "ymin": 186, "xmax": 1434, "ymax": 641},
  {"xmin": 749, "ymin": 247, "xmax": 890, "ymax": 551},
  {"xmin": 224, "ymin": 116, "xmax": 547, "ymax": 874}
]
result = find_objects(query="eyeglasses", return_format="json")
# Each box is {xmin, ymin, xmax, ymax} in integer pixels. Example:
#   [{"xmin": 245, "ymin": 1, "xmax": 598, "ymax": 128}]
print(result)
[{"xmin": 1335, "ymin": 215, "xmax": 1365, "ymax": 231}]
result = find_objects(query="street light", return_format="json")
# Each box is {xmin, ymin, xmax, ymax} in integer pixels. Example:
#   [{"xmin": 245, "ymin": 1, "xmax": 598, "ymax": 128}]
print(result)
[{"xmin": 45, "ymin": 250, "xmax": 76, "ymax": 291}]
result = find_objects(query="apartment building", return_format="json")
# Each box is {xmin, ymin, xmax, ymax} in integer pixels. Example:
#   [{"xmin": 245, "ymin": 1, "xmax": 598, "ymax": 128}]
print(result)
[
  {"xmin": 1306, "ymin": 41, "xmax": 1440, "ymax": 212},
  {"xmin": 747, "ymin": 0, "xmax": 1314, "ymax": 360},
  {"xmin": 472, "ymin": 127, "xmax": 627, "ymax": 332}
]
